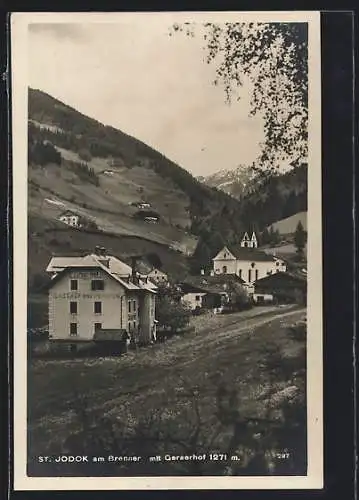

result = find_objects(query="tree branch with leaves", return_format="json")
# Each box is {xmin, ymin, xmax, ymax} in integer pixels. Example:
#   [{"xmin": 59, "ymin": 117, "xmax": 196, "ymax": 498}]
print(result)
[{"xmin": 170, "ymin": 22, "xmax": 308, "ymax": 173}]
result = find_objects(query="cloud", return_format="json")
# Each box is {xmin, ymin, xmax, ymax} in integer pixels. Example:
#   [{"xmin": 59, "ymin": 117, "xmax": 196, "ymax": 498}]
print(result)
[{"xmin": 28, "ymin": 21, "xmax": 264, "ymax": 176}]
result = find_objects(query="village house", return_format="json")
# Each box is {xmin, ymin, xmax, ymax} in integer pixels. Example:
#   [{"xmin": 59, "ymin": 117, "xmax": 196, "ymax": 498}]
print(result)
[
  {"xmin": 179, "ymin": 273, "xmax": 247, "ymax": 312},
  {"xmin": 134, "ymin": 260, "xmax": 169, "ymax": 284},
  {"xmin": 58, "ymin": 210, "xmax": 81, "ymax": 228},
  {"xmin": 212, "ymin": 243, "xmax": 286, "ymax": 285},
  {"xmin": 46, "ymin": 248, "xmax": 157, "ymax": 348},
  {"xmin": 145, "ymin": 267, "xmax": 168, "ymax": 283},
  {"xmin": 253, "ymin": 271, "xmax": 307, "ymax": 305}
]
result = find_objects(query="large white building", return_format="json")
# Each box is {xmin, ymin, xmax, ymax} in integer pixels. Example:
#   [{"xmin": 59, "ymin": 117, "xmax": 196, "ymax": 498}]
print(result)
[
  {"xmin": 212, "ymin": 244, "xmax": 286, "ymax": 284},
  {"xmin": 46, "ymin": 251, "xmax": 157, "ymax": 346}
]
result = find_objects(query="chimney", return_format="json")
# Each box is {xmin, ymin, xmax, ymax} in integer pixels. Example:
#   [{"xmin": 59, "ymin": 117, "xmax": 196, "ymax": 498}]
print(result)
[
  {"xmin": 201, "ymin": 269, "xmax": 205, "ymax": 275},
  {"xmin": 131, "ymin": 256, "xmax": 139, "ymax": 284},
  {"xmin": 95, "ymin": 246, "xmax": 101, "ymax": 256}
]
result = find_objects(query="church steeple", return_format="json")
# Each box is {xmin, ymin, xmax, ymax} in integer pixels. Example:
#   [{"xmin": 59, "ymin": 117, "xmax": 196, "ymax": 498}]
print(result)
[
  {"xmin": 250, "ymin": 231, "xmax": 258, "ymax": 248},
  {"xmin": 241, "ymin": 231, "xmax": 258, "ymax": 248}
]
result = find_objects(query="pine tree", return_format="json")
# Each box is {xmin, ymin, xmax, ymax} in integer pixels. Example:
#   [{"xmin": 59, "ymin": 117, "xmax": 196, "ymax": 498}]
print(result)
[{"xmin": 294, "ymin": 221, "xmax": 306, "ymax": 257}]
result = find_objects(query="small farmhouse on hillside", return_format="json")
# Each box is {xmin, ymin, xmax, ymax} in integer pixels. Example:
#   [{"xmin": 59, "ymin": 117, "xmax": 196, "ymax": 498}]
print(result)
[
  {"xmin": 253, "ymin": 271, "xmax": 307, "ymax": 305},
  {"xmin": 46, "ymin": 249, "xmax": 157, "ymax": 347},
  {"xmin": 179, "ymin": 274, "xmax": 247, "ymax": 312},
  {"xmin": 212, "ymin": 244, "xmax": 286, "ymax": 285},
  {"xmin": 58, "ymin": 210, "xmax": 81, "ymax": 228}
]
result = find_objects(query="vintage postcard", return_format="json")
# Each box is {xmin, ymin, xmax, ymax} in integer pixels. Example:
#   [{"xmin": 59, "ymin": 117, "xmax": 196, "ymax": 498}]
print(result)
[{"xmin": 11, "ymin": 11, "xmax": 322, "ymax": 490}]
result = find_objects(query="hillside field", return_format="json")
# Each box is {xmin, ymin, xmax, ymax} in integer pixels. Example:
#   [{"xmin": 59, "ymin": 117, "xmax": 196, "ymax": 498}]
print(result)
[
  {"xmin": 28, "ymin": 306, "xmax": 306, "ymax": 477},
  {"xmin": 267, "ymin": 211, "xmax": 307, "ymax": 235}
]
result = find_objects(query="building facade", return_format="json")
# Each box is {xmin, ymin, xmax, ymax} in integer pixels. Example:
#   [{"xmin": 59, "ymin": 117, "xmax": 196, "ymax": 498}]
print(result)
[
  {"xmin": 47, "ymin": 253, "xmax": 157, "ymax": 346},
  {"xmin": 59, "ymin": 210, "xmax": 80, "ymax": 228},
  {"xmin": 253, "ymin": 271, "xmax": 307, "ymax": 305},
  {"xmin": 146, "ymin": 268, "xmax": 168, "ymax": 283},
  {"xmin": 179, "ymin": 274, "xmax": 247, "ymax": 311},
  {"xmin": 212, "ymin": 245, "xmax": 286, "ymax": 285}
]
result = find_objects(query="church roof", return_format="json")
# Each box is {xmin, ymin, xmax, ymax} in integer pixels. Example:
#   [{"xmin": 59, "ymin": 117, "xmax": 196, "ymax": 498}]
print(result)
[{"xmin": 226, "ymin": 245, "xmax": 276, "ymax": 262}]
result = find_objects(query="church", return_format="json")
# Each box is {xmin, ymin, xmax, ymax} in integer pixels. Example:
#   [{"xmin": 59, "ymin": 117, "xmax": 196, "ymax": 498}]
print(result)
[{"xmin": 212, "ymin": 232, "xmax": 286, "ymax": 285}]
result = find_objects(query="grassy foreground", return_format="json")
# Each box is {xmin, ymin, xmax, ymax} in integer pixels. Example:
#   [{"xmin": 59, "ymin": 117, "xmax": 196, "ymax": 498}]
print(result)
[{"xmin": 28, "ymin": 306, "xmax": 306, "ymax": 476}]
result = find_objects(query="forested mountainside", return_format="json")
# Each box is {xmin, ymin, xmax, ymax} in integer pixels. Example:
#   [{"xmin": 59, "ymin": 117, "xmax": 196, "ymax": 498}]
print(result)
[{"xmin": 28, "ymin": 88, "xmax": 254, "ymax": 282}]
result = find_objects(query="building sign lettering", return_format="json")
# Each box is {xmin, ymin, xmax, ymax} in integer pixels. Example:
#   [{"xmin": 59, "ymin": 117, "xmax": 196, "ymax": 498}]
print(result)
[
  {"xmin": 52, "ymin": 293, "xmax": 124, "ymax": 300},
  {"xmin": 69, "ymin": 271, "xmax": 102, "ymax": 279}
]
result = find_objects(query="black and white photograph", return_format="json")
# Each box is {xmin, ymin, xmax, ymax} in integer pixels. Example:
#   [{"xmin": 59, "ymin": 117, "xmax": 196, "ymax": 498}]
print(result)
[{"xmin": 11, "ymin": 11, "xmax": 322, "ymax": 490}]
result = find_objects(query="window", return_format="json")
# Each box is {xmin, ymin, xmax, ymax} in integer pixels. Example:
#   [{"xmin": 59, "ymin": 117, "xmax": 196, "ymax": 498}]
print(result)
[
  {"xmin": 239, "ymin": 269, "xmax": 242, "ymax": 278},
  {"xmin": 128, "ymin": 321, "xmax": 137, "ymax": 332},
  {"xmin": 91, "ymin": 279, "xmax": 104, "ymax": 291},
  {"xmin": 224, "ymin": 253, "xmax": 227, "ymax": 258},
  {"xmin": 222, "ymin": 265, "xmax": 227, "ymax": 274},
  {"xmin": 70, "ymin": 279, "xmax": 78, "ymax": 291},
  {"xmin": 94, "ymin": 301, "xmax": 102, "ymax": 314},
  {"xmin": 255, "ymin": 269, "xmax": 259, "ymax": 281},
  {"xmin": 70, "ymin": 301, "xmax": 77, "ymax": 314},
  {"xmin": 128, "ymin": 299, "xmax": 137, "ymax": 315},
  {"xmin": 248, "ymin": 269, "xmax": 252, "ymax": 282},
  {"xmin": 70, "ymin": 323, "xmax": 77, "ymax": 336},
  {"xmin": 244, "ymin": 242, "xmax": 248, "ymax": 247},
  {"xmin": 94, "ymin": 323, "xmax": 102, "ymax": 333},
  {"xmin": 195, "ymin": 295, "xmax": 201, "ymax": 301}
]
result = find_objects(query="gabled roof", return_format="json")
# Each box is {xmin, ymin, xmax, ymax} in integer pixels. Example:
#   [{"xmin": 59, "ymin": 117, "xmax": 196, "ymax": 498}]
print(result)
[
  {"xmin": 47, "ymin": 254, "xmax": 132, "ymax": 276},
  {"xmin": 242, "ymin": 232, "xmax": 250, "ymax": 241},
  {"xmin": 59, "ymin": 210, "xmax": 78, "ymax": 217},
  {"xmin": 180, "ymin": 273, "xmax": 246, "ymax": 295},
  {"xmin": 46, "ymin": 254, "xmax": 157, "ymax": 293},
  {"xmin": 224, "ymin": 245, "xmax": 277, "ymax": 262},
  {"xmin": 251, "ymin": 232, "xmax": 258, "ymax": 241},
  {"xmin": 254, "ymin": 271, "xmax": 306, "ymax": 288}
]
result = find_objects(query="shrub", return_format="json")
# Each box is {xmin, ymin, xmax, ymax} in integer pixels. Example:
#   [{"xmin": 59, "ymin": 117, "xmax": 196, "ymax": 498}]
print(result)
[
  {"xmin": 226, "ymin": 282, "xmax": 253, "ymax": 311},
  {"xmin": 156, "ymin": 282, "xmax": 191, "ymax": 334}
]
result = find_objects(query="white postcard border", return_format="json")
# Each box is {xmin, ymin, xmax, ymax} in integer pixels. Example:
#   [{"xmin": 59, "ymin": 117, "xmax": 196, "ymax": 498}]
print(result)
[{"xmin": 11, "ymin": 10, "xmax": 322, "ymax": 490}]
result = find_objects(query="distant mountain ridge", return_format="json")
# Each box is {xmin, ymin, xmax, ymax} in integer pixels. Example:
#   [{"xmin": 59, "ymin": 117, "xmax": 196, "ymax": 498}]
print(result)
[{"xmin": 197, "ymin": 164, "xmax": 257, "ymax": 199}]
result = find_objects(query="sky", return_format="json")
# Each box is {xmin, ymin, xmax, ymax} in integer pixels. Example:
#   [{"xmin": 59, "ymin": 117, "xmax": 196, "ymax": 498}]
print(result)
[{"xmin": 28, "ymin": 21, "xmax": 265, "ymax": 177}]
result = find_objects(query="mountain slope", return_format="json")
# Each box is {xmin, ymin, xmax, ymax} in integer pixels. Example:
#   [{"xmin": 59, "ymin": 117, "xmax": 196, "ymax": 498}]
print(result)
[
  {"xmin": 28, "ymin": 88, "xmax": 247, "ymax": 284},
  {"xmin": 198, "ymin": 165, "xmax": 257, "ymax": 199},
  {"xmin": 267, "ymin": 211, "xmax": 307, "ymax": 235}
]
